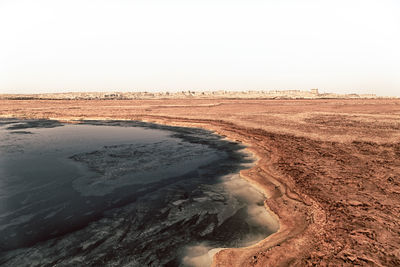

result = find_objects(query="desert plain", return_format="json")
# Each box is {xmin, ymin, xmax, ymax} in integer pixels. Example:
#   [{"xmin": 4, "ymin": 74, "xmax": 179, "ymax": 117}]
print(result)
[{"xmin": 1, "ymin": 98, "xmax": 400, "ymax": 266}]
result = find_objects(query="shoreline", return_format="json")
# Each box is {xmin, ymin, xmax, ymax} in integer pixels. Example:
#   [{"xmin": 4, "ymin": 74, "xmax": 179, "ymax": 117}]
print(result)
[
  {"xmin": 0, "ymin": 117, "xmax": 281, "ymax": 266},
  {"xmin": 126, "ymin": 116, "xmax": 310, "ymax": 267},
  {"xmin": 1, "ymin": 115, "xmax": 302, "ymax": 266}
]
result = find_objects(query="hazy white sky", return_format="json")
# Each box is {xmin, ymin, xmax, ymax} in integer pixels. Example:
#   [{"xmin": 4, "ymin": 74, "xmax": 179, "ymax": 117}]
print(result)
[{"xmin": 0, "ymin": 0, "xmax": 399, "ymax": 95}]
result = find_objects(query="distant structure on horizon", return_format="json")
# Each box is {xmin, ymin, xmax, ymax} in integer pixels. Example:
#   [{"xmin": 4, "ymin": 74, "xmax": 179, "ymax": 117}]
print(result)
[{"xmin": 0, "ymin": 89, "xmax": 384, "ymax": 100}]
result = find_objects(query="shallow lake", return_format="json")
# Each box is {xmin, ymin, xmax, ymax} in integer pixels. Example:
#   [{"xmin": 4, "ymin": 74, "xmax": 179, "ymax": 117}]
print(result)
[{"xmin": 0, "ymin": 119, "xmax": 278, "ymax": 266}]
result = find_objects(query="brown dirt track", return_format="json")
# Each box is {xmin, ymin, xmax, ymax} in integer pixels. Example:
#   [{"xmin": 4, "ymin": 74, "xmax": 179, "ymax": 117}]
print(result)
[{"xmin": 1, "ymin": 98, "xmax": 400, "ymax": 266}]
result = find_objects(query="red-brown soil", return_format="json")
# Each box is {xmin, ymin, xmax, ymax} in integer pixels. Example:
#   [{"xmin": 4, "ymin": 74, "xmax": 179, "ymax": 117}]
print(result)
[{"xmin": 1, "ymin": 98, "xmax": 400, "ymax": 266}]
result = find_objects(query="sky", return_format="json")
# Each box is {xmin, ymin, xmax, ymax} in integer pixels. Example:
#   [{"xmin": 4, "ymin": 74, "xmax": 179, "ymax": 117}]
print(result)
[{"xmin": 0, "ymin": 0, "xmax": 399, "ymax": 96}]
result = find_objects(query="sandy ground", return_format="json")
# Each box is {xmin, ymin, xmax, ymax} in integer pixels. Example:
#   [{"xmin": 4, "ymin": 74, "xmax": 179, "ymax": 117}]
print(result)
[{"xmin": 1, "ymin": 98, "xmax": 400, "ymax": 266}]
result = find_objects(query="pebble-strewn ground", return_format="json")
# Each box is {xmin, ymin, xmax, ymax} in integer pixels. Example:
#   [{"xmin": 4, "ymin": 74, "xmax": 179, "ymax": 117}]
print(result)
[{"xmin": 1, "ymin": 98, "xmax": 400, "ymax": 266}]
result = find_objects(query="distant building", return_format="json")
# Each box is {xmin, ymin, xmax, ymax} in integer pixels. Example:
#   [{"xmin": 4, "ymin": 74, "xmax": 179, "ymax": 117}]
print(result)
[{"xmin": 311, "ymin": 89, "xmax": 319, "ymax": 95}]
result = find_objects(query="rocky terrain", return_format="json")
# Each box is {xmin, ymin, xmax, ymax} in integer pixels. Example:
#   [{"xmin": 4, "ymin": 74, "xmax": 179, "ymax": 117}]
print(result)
[
  {"xmin": 1, "ymin": 98, "xmax": 400, "ymax": 266},
  {"xmin": 0, "ymin": 89, "xmax": 381, "ymax": 100}
]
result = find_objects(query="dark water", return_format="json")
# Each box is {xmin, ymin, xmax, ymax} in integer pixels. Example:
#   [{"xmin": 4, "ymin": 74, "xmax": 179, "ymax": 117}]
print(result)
[{"xmin": 0, "ymin": 119, "xmax": 278, "ymax": 267}]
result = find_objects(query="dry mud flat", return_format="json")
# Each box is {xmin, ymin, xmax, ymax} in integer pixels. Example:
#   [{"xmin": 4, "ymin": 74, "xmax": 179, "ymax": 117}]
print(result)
[{"xmin": 1, "ymin": 98, "xmax": 400, "ymax": 266}]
